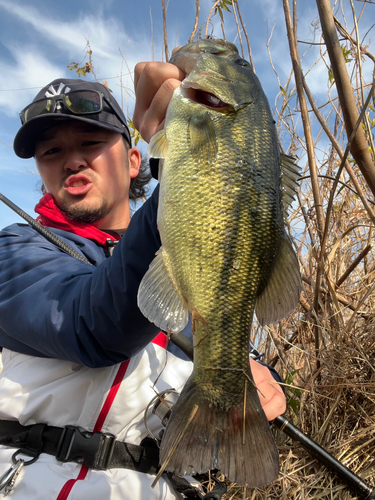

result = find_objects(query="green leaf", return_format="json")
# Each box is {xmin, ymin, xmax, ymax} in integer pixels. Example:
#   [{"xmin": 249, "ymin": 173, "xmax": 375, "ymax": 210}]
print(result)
[
  {"xmin": 67, "ymin": 62, "xmax": 78, "ymax": 71},
  {"xmin": 213, "ymin": 0, "xmax": 232, "ymax": 18},
  {"xmin": 328, "ymin": 67, "xmax": 334, "ymax": 85},
  {"xmin": 284, "ymin": 369, "xmax": 302, "ymax": 416},
  {"xmin": 127, "ymin": 118, "xmax": 145, "ymax": 147},
  {"xmin": 341, "ymin": 44, "xmax": 352, "ymax": 64}
]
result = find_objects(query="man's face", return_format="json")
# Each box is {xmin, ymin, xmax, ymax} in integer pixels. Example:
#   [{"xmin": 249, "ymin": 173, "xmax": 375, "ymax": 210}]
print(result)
[{"xmin": 34, "ymin": 121, "xmax": 140, "ymax": 229}]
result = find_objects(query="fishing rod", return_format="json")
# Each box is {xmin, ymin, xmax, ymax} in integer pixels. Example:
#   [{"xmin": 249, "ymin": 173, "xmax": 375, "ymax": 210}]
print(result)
[
  {"xmin": 2, "ymin": 192, "xmax": 374, "ymax": 498},
  {"xmin": 0, "ymin": 192, "xmax": 92, "ymax": 265},
  {"xmin": 169, "ymin": 331, "xmax": 375, "ymax": 500}
]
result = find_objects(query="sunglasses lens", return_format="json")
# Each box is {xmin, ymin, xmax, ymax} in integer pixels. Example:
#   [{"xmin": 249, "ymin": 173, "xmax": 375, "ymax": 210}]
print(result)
[
  {"xmin": 21, "ymin": 90, "xmax": 103, "ymax": 124},
  {"xmin": 23, "ymin": 99, "xmax": 54, "ymax": 122},
  {"xmin": 65, "ymin": 91, "xmax": 101, "ymax": 114}
]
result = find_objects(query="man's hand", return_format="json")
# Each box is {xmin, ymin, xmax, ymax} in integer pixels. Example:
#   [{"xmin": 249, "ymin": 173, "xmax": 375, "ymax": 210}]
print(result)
[
  {"xmin": 133, "ymin": 61, "xmax": 185, "ymax": 143},
  {"xmin": 250, "ymin": 358, "xmax": 286, "ymax": 421}
]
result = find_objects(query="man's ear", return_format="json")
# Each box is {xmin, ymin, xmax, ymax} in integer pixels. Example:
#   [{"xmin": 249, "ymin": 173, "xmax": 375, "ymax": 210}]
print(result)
[{"xmin": 128, "ymin": 147, "xmax": 141, "ymax": 178}]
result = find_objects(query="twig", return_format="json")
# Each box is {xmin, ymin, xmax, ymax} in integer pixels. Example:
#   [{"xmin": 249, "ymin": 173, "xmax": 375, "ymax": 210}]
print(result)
[
  {"xmin": 234, "ymin": 0, "xmax": 254, "ymax": 71},
  {"xmin": 162, "ymin": 0, "xmax": 169, "ymax": 61},
  {"xmin": 283, "ymin": 0, "xmax": 325, "ymax": 239},
  {"xmin": 336, "ymin": 244, "xmax": 372, "ymax": 287},
  {"xmin": 205, "ymin": 0, "xmax": 221, "ymax": 39},
  {"xmin": 231, "ymin": 0, "xmax": 244, "ymax": 58},
  {"xmin": 188, "ymin": 0, "xmax": 200, "ymax": 43},
  {"xmin": 301, "ymin": 73, "xmax": 375, "ymax": 225},
  {"xmin": 150, "ymin": 6, "xmax": 154, "ymax": 61}
]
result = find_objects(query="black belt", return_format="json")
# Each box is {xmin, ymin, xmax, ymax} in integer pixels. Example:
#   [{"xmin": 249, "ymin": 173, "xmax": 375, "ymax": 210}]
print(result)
[
  {"xmin": 0, "ymin": 420, "xmax": 159, "ymax": 473},
  {"xmin": 0, "ymin": 420, "xmax": 227, "ymax": 499}
]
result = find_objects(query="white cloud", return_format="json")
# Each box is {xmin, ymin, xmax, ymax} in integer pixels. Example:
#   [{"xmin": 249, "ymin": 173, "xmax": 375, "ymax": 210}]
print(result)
[
  {"xmin": 0, "ymin": 1, "xmax": 122, "ymax": 57},
  {"xmin": 0, "ymin": 48, "xmax": 63, "ymax": 116},
  {"xmin": 0, "ymin": 1, "xmax": 154, "ymax": 117}
]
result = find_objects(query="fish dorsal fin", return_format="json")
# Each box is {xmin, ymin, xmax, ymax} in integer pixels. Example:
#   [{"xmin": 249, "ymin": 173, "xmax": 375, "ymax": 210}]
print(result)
[
  {"xmin": 280, "ymin": 154, "xmax": 300, "ymax": 218},
  {"xmin": 137, "ymin": 248, "xmax": 189, "ymax": 333},
  {"xmin": 188, "ymin": 112, "xmax": 218, "ymax": 166},
  {"xmin": 255, "ymin": 235, "xmax": 302, "ymax": 326}
]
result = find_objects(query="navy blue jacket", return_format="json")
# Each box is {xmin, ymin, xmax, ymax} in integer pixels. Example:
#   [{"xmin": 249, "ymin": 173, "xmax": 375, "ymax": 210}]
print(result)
[
  {"xmin": 0, "ymin": 186, "xmax": 283, "ymax": 385},
  {"xmin": 0, "ymin": 188, "xmax": 161, "ymax": 367}
]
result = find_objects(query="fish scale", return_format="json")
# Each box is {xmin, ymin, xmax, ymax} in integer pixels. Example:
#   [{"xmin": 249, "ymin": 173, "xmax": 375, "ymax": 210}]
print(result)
[{"xmin": 138, "ymin": 38, "xmax": 302, "ymax": 487}]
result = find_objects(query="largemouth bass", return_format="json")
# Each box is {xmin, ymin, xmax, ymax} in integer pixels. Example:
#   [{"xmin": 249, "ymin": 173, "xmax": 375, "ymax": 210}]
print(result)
[{"xmin": 138, "ymin": 38, "xmax": 301, "ymax": 487}]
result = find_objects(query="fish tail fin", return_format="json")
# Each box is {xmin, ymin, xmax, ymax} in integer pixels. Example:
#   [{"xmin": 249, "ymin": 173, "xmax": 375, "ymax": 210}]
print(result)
[{"xmin": 160, "ymin": 374, "xmax": 279, "ymax": 487}]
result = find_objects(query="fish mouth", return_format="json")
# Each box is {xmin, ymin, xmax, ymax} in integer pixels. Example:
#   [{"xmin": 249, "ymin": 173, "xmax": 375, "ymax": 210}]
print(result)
[{"xmin": 181, "ymin": 86, "xmax": 229, "ymax": 109}]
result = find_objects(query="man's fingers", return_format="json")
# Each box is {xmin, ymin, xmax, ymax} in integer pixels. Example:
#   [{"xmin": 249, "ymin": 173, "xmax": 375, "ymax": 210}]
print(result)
[
  {"xmin": 133, "ymin": 61, "xmax": 185, "ymax": 142},
  {"xmin": 257, "ymin": 380, "xmax": 286, "ymax": 421},
  {"xmin": 249, "ymin": 358, "xmax": 286, "ymax": 421},
  {"xmin": 136, "ymin": 78, "xmax": 181, "ymax": 143}
]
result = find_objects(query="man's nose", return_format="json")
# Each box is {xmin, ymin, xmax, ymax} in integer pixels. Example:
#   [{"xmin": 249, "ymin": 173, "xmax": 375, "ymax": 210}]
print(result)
[{"xmin": 63, "ymin": 152, "xmax": 88, "ymax": 171}]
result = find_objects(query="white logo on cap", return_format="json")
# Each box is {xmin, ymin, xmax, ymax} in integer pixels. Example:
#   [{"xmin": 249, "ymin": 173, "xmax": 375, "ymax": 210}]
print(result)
[{"xmin": 45, "ymin": 83, "xmax": 71, "ymax": 110}]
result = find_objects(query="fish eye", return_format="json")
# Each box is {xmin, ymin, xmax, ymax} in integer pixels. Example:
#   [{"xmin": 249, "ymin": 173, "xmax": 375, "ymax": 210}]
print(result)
[{"xmin": 235, "ymin": 58, "xmax": 250, "ymax": 67}]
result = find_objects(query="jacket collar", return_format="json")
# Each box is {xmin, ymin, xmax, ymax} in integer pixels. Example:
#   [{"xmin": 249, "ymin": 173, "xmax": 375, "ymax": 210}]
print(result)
[{"xmin": 35, "ymin": 194, "xmax": 119, "ymax": 248}]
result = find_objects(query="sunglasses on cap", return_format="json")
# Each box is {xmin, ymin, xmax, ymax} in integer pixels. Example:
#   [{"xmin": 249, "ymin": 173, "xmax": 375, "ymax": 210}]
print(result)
[{"xmin": 19, "ymin": 89, "xmax": 127, "ymax": 128}]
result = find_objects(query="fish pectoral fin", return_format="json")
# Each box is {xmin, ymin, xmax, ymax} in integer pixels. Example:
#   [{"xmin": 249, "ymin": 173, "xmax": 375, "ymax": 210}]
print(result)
[
  {"xmin": 137, "ymin": 247, "xmax": 189, "ymax": 333},
  {"xmin": 188, "ymin": 112, "xmax": 218, "ymax": 166},
  {"xmin": 280, "ymin": 153, "xmax": 301, "ymax": 219},
  {"xmin": 255, "ymin": 235, "xmax": 302, "ymax": 326},
  {"xmin": 147, "ymin": 129, "xmax": 168, "ymax": 159},
  {"xmin": 148, "ymin": 131, "xmax": 167, "ymax": 182}
]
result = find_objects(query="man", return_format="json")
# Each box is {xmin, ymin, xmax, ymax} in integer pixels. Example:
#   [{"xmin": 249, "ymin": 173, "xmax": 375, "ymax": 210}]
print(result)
[{"xmin": 0, "ymin": 71, "xmax": 285, "ymax": 499}]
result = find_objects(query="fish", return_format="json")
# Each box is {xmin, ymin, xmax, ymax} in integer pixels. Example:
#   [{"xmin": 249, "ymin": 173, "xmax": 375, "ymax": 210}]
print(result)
[{"xmin": 137, "ymin": 38, "xmax": 302, "ymax": 487}]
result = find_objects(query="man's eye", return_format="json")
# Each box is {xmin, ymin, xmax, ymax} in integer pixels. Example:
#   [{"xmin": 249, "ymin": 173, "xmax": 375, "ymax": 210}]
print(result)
[
  {"xmin": 43, "ymin": 147, "xmax": 60, "ymax": 156},
  {"xmin": 83, "ymin": 141, "xmax": 101, "ymax": 146}
]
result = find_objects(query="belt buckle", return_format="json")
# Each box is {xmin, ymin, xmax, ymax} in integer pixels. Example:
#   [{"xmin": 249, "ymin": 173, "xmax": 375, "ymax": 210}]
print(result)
[{"xmin": 56, "ymin": 426, "xmax": 115, "ymax": 470}]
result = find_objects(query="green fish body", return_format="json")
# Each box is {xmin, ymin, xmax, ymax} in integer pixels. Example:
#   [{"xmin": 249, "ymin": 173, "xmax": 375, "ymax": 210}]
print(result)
[{"xmin": 138, "ymin": 39, "xmax": 301, "ymax": 487}]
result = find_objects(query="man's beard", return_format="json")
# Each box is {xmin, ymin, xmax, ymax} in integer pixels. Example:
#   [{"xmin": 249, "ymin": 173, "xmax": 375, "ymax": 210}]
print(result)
[{"xmin": 59, "ymin": 199, "xmax": 110, "ymax": 224}]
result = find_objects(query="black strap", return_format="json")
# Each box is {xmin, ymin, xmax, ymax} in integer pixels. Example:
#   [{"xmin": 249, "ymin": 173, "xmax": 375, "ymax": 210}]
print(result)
[
  {"xmin": 0, "ymin": 420, "xmax": 227, "ymax": 499},
  {"xmin": 0, "ymin": 420, "xmax": 159, "ymax": 473}
]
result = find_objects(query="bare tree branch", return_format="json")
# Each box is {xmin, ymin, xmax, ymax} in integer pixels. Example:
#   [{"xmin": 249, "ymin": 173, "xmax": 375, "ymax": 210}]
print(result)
[
  {"xmin": 188, "ymin": 0, "xmax": 200, "ymax": 43},
  {"xmin": 301, "ymin": 73, "xmax": 375, "ymax": 224},
  {"xmin": 282, "ymin": 0, "xmax": 325, "ymax": 238},
  {"xmin": 233, "ymin": 0, "xmax": 254, "ymax": 71},
  {"xmin": 316, "ymin": 0, "xmax": 375, "ymax": 197},
  {"xmin": 334, "ymin": 17, "xmax": 375, "ymax": 64},
  {"xmin": 162, "ymin": 0, "xmax": 169, "ymax": 61}
]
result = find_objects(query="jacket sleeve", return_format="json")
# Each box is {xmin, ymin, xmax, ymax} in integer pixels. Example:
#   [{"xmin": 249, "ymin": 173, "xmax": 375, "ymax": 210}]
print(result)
[{"xmin": 0, "ymin": 187, "xmax": 161, "ymax": 368}]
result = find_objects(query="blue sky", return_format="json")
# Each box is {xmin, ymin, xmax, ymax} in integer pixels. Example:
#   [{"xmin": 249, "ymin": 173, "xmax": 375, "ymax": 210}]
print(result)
[{"xmin": 0, "ymin": 0, "xmax": 373, "ymax": 228}]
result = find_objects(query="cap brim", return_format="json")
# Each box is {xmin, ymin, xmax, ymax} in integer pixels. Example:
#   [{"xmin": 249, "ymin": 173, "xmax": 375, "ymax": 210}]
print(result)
[{"xmin": 14, "ymin": 114, "xmax": 129, "ymax": 159}]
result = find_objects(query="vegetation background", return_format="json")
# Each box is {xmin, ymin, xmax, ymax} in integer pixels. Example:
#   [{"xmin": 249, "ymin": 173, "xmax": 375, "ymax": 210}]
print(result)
[{"xmin": 25, "ymin": 0, "xmax": 375, "ymax": 497}]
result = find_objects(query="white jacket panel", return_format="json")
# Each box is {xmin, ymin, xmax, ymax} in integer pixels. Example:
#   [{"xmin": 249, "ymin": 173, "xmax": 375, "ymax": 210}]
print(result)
[{"xmin": 0, "ymin": 339, "xmax": 193, "ymax": 499}]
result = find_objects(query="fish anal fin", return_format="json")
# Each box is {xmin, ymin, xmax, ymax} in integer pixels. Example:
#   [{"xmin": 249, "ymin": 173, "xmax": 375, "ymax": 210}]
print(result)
[
  {"xmin": 137, "ymin": 248, "xmax": 189, "ymax": 333},
  {"xmin": 160, "ymin": 372, "xmax": 279, "ymax": 487},
  {"xmin": 188, "ymin": 112, "xmax": 218, "ymax": 166},
  {"xmin": 255, "ymin": 236, "xmax": 302, "ymax": 326}
]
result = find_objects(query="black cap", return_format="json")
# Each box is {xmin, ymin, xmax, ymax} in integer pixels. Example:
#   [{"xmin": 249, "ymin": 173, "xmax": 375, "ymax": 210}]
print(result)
[{"xmin": 14, "ymin": 78, "xmax": 132, "ymax": 158}]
